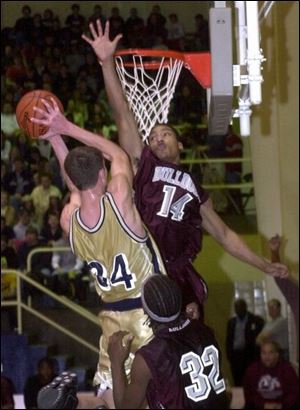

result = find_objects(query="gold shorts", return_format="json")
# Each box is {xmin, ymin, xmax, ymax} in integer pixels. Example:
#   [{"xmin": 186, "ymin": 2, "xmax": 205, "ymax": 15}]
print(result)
[{"xmin": 93, "ymin": 308, "xmax": 153, "ymax": 388}]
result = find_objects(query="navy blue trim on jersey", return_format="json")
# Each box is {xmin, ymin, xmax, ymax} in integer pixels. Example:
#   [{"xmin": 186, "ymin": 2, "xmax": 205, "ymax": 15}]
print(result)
[
  {"xmin": 100, "ymin": 297, "xmax": 142, "ymax": 311},
  {"xmin": 75, "ymin": 196, "xmax": 105, "ymax": 233},
  {"xmin": 105, "ymin": 192, "xmax": 148, "ymax": 243},
  {"xmin": 146, "ymin": 237, "xmax": 162, "ymax": 274}
]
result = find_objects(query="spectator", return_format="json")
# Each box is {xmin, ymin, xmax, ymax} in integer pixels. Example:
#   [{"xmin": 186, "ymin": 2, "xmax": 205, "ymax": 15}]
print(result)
[
  {"xmin": 13, "ymin": 208, "xmax": 38, "ymax": 242},
  {"xmin": 40, "ymin": 211, "xmax": 62, "ymax": 245},
  {"xmin": 226, "ymin": 298, "xmax": 265, "ymax": 386},
  {"xmin": 29, "ymin": 13, "xmax": 45, "ymax": 47},
  {"xmin": 88, "ymin": 5, "xmax": 106, "ymax": 28},
  {"xmin": 1, "ymin": 216, "xmax": 15, "ymax": 245},
  {"xmin": 1, "ymin": 131, "xmax": 12, "ymax": 163},
  {"xmin": 256, "ymin": 298, "xmax": 289, "ymax": 360},
  {"xmin": 1, "ymin": 373, "xmax": 15, "ymax": 409},
  {"xmin": 109, "ymin": 7, "xmax": 125, "ymax": 40},
  {"xmin": 167, "ymin": 13, "xmax": 185, "ymax": 50},
  {"xmin": 14, "ymin": 130, "xmax": 32, "ymax": 160},
  {"xmin": 30, "ymin": 172, "xmax": 62, "ymax": 228},
  {"xmin": 53, "ymin": 64, "xmax": 74, "ymax": 100},
  {"xmin": 17, "ymin": 226, "xmax": 44, "ymax": 271},
  {"xmin": 1, "ymin": 102, "xmax": 19, "ymax": 137},
  {"xmin": 43, "ymin": 195, "xmax": 63, "ymax": 223},
  {"xmin": 2, "ymin": 156, "xmax": 34, "ymax": 206},
  {"xmin": 146, "ymin": 11, "xmax": 168, "ymax": 47},
  {"xmin": 243, "ymin": 341, "xmax": 299, "ymax": 409},
  {"xmin": 41, "ymin": 8, "xmax": 55, "ymax": 34},
  {"xmin": 65, "ymin": 4, "xmax": 85, "ymax": 40},
  {"xmin": 24, "ymin": 357, "xmax": 57, "ymax": 409},
  {"xmin": 17, "ymin": 226, "xmax": 52, "ymax": 304},
  {"xmin": 194, "ymin": 14, "xmax": 209, "ymax": 50},
  {"xmin": 1, "ymin": 234, "xmax": 18, "ymax": 269},
  {"xmin": 1, "ymin": 191, "xmax": 16, "ymax": 226},
  {"xmin": 51, "ymin": 230, "xmax": 85, "ymax": 300},
  {"xmin": 22, "ymin": 65, "xmax": 42, "ymax": 91},
  {"xmin": 5, "ymin": 54, "xmax": 26, "ymax": 86},
  {"xmin": 125, "ymin": 7, "xmax": 145, "ymax": 47},
  {"xmin": 66, "ymin": 90, "xmax": 89, "ymax": 128},
  {"xmin": 65, "ymin": 40, "xmax": 85, "ymax": 75},
  {"xmin": 14, "ymin": 5, "xmax": 33, "ymax": 46},
  {"xmin": 147, "ymin": 4, "xmax": 167, "ymax": 28}
]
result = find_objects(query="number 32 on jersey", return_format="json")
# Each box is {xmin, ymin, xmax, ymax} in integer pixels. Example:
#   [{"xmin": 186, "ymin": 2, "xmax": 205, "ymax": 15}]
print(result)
[{"xmin": 180, "ymin": 345, "xmax": 226, "ymax": 402}]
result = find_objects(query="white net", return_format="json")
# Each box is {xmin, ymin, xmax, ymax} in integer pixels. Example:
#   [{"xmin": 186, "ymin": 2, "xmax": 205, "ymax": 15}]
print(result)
[{"xmin": 115, "ymin": 54, "xmax": 184, "ymax": 142}]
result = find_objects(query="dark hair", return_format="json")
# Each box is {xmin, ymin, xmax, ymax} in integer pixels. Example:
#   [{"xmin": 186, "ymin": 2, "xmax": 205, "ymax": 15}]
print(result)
[
  {"xmin": 141, "ymin": 275, "xmax": 182, "ymax": 323},
  {"xmin": 268, "ymin": 299, "xmax": 281, "ymax": 309},
  {"xmin": 25, "ymin": 226, "xmax": 39, "ymax": 236},
  {"xmin": 64, "ymin": 146, "xmax": 104, "ymax": 191},
  {"xmin": 150, "ymin": 123, "xmax": 180, "ymax": 140},
  {"xmin": 37, "ymin": 357, "xmax": 56, "ymax": 371}
]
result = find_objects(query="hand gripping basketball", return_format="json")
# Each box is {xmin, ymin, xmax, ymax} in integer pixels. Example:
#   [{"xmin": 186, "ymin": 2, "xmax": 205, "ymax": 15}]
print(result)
[
  {"xmin": 37, "ymin": 371, "xmax": 79, "ymax": 409},
  {"xmin": 30, "ymin": 97, "xmax": 68, "ymax": 139}
]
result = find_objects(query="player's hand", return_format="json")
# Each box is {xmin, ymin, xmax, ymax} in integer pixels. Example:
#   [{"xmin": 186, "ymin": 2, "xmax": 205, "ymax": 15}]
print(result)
[
  {"xmin": 30, "ymin": 98, "xmax": 69, "ymax": 139},
  {"xmin": 185, "ymin": 302, "xmax": 200, "ymax": 320},
  {"xmin": 268, "ymin": 234, "xmax": 281, "ymax": 252},
  {"xmin": 264, "ymin": 262, "xmax": 289, "ymax": 279},
  {"xmin": 82, "ymin": 20, "xmax": 122, "ymax": 64},
  {"xmin": 108, "ymin": 330, "xmax": 134, "ymax": 365}
]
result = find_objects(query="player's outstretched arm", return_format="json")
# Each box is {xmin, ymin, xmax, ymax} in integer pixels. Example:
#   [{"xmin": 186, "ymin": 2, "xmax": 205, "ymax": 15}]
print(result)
[
  {"xmin": 200, "ymin": 198, "xmax": 289, "ymax": 278},
  {"xmin": 82, "ymin": 20, "xmax": 143, "ymax": 173}
]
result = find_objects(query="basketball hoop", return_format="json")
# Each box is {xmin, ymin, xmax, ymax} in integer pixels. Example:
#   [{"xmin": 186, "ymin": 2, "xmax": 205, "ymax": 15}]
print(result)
[{"xmin": 114, "ymin": 49, "xmax": 211, "ymax": 142}]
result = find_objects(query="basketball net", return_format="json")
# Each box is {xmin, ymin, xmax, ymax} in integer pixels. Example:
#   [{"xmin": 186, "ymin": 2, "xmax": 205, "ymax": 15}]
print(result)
[{"xmin": 115, "ymin": 51, "xmax": 184, "ymax": 142}]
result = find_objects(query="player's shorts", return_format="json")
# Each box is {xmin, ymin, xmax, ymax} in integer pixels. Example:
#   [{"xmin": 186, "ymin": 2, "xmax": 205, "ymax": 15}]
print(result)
[{"xmin": 93, "ymin": 307, "xmax": 154, "ymax": 389}]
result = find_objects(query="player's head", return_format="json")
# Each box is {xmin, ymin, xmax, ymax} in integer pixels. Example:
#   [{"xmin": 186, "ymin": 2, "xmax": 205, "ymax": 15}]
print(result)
[
  {"xmin": 141, "ymin": 274, "xmax": 182, "ymax": 329},
  {"xmin": 64, "ymin": 146, "xmax": 106, "ymax": 191},
  {"xmin": 148, "ymin": 123, "xmax": 183, "ymax": 164}
]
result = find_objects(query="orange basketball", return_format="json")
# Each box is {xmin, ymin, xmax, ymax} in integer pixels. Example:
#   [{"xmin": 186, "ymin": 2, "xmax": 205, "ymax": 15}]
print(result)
[{"xmin": 16, "ymin": 90, "xmax": 64, "ymax": 139}]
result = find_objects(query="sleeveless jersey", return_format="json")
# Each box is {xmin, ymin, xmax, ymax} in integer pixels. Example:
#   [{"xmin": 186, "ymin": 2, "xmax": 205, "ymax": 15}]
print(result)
[
  {"xmin": 69, "ymin": 192, "xmax": 166, "ymax": 304},
  {"xmin": 133, "ymin": 147, "xmax": 209, "ymax": 264},
  {"xmin": 133, "ymin": 147, "xmax": 209, "ymax": 306},
  {"xmin": 138, "ymin": 319, "xmax": 228, "ymax": 409}
]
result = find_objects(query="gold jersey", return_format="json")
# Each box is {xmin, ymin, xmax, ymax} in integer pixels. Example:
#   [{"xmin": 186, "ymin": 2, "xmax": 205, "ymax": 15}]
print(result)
[{"xmin": 69, "ymin": 192, "xmax": 166, "ymax": 305}]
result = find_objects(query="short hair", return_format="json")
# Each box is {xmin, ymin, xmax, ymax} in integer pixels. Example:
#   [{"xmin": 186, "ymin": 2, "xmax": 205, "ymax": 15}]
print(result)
[
  {"xmin": 25, "ymin": 226, "xmax": 38, "ymax": 236},
  {"xmin": 268, "ymin": 299, "xmax": 281, "ymax": 309},
  {"xmin": 141, "ymin": 275, "xmax": 182, "ymax": 323},
  {"xmin": 261, "ymin": 340, "xmax": 281, "ymax": 353},
  {"xmin": 37, "ymin": 357, "xmax": 56, "ymax": 371},
  {"xmin": 64, "ymin": 146, "xmax": 104, "ymax": 191},
  {"xmin": 150, "ymin": 123, "xmax": 180, "ymax": 140}
]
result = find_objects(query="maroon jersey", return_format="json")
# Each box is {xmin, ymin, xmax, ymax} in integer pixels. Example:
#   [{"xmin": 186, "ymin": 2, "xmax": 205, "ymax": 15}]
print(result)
[
  {"xmin": 133, "ymin": 147, "xmax": 209, "ymax": 305},
  {"xmin": 137, "ymin": 319, "xmax": 228, "ymax": 409}
]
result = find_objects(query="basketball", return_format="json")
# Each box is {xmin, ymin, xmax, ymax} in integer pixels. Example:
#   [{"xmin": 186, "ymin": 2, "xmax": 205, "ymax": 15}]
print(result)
[{"xmin": 16, "ymin": 90, "xmax": 64, "ymax": 139}]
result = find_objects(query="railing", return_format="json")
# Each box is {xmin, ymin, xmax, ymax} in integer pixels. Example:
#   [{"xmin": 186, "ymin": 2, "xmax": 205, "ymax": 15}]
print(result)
[{"xmin": 1, "ymin": 247, "xmax": 100, "ymax": 355}]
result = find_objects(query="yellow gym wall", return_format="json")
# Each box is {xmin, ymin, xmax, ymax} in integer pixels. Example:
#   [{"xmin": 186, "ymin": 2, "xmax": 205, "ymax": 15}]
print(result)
[{"xmin": 250, "ymin": 1, "xmax": 299, "ymax": 288}]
